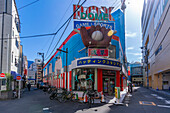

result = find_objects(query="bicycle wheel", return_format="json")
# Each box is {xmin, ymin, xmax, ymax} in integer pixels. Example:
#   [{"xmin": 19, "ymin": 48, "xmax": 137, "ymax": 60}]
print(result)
[
  {"xmin": 69, "ymin": 94, "xmax": 75, "ymax": 101},
  {"xmin": 50, "ymin": 96, "xmax": 54, "ymax": 100},
  {"xmin": 88, "ymin": 97, "xmax": 92, "ymax": 108},
  {"xmin": 61, "ymin": 95, "xmax": 67, "ymax": 103},
  {"xmin": 57, "ymin": 93, "xmax": 62, "ymax": 102}
]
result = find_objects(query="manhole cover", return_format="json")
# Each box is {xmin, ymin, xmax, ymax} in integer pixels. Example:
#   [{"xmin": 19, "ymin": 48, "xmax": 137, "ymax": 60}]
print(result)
[{"xmin": 139, "ymin": 101, "xmax": 156, "ymax": 106}]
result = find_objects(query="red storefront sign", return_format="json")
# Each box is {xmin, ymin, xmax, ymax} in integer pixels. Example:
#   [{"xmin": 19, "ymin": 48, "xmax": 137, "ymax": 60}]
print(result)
[
  {"xmin": 88, "ymin": 48, "xmax": 108, "ymax": 56},
  {"xmin": 73, "ymin": 5, "xmax": 115, "ymax": 21}
]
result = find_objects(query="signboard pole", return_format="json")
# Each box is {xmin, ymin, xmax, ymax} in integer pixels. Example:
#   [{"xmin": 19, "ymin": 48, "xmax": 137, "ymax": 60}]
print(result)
[
  {"xmin": 115, "ymin": 87, "xmax": 123, "ymax": 105},
  {"xmin": 18, "ymin": 81, "xmax": 21, "ymax": 99}
]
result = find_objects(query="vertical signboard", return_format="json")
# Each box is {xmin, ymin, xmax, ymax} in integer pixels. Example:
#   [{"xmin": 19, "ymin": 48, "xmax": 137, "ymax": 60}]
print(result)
[{"xmin": 115, "ymin": 87, "xmax": 120, "ymax": 99}]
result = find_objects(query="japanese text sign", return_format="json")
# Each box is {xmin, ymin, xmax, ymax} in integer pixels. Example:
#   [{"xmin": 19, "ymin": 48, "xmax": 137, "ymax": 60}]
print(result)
[
  {"xmin": 77, "ymin": 58, "xmax": 121, "ymax": 67},
  {"xmin": 88, "ymin": 48, "xmax": 108, "ymax": 56}
]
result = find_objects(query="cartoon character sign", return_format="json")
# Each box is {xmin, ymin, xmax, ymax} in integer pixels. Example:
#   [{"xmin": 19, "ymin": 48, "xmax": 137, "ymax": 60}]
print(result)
[{"xmin": 79, "ymin": 25, "xmax": 115, "ymax": 48}]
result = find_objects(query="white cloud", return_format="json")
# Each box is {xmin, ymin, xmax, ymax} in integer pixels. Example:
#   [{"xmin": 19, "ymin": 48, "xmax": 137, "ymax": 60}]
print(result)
[
  {"xmin": 127, "ymin": 47, "xmax": 134, "ymax": 50},
  {"xmin": 127, "ymin": 52, "xmax": 142, "ymax": 56},
  {"xmin": 137, "ymin": 56, "xmax": 142, "ymax": 59},
  {"xmin": 125, "ymin": 32, "xmax": 137, "ymax": 38}
]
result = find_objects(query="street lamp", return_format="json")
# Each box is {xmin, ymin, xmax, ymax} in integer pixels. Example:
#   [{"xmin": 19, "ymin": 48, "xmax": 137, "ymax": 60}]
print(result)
[
  {"xmin": 141, "ymin": 46, "xmax": 149, "ymax": 89},
  {"xmin": 57, "ymin": 48, "xmax": 68, "ymax": 90}
]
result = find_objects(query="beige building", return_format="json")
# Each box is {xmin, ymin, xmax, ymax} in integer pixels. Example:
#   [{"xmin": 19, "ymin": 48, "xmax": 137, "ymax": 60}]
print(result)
[{"xmin": 141, "ymin": 0, "xmax": 170, "ymax": 90}]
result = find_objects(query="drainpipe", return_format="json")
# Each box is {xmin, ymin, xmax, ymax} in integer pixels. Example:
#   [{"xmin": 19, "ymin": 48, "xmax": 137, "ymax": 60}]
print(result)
[{"xmin": 0, "ymin": 12, "xmax": 5, "ymax": 73}]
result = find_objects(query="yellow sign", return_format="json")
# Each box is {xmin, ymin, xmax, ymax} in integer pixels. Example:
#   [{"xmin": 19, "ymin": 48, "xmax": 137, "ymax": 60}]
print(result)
[{"xmin": 115, "ymin": 87, "xmax": 120, "ymax": 99}]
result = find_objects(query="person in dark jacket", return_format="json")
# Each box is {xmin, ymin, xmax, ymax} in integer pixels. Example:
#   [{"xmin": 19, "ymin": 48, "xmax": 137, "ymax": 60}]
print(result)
[{"xmin": 27, "ymin": 83, "xmax": 31, "ymax": 91}]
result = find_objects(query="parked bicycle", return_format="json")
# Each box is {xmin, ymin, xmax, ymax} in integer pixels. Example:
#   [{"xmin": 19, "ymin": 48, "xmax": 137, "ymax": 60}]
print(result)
[
  {"xmin": 82, "ymin": 89, "xmax": 100, "ymax": 108},
  {"xmin": 48, "ymin": 86, "xmax": 56, "ymax": 94},
  {"xmin": 60, "ymin": 89, "xmax": 75, "ymax": 102},
  {"xmin": 49, "ymin": 88, "xmax": 64, "ymax": 102}
]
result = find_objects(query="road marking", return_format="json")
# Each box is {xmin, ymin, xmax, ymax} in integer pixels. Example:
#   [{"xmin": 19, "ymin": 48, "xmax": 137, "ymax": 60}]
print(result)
[
  {"xmin": 139, "ymin": 101, "xmax": 156, "ymax": 106},
  {"xmin": 151, "ymin": 94, "xmax": 157, "ymax": 96},
  {"xmin": 157, "ymin": 105, "xmax": 170, "ymax": 108},
  {"xmin": 165, "ymin": 100, "xmax": 170, "ymax": 104},
  {"xmin": 43, "ymin": 108, "xmax": 49, "ymax": 111},
  {"xmin": 156, "ymin": 96, "xmax": 165, "ymax": 100}
]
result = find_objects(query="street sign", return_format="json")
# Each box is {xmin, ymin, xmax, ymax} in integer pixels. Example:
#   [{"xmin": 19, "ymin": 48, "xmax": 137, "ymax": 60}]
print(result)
[
  {"xmin": 0, "ymin": 73, "xmax": 5, "ymax": 77},
  {"xmin": 16, "ymin": 75, "xmax": 21, "ymax": 81}
]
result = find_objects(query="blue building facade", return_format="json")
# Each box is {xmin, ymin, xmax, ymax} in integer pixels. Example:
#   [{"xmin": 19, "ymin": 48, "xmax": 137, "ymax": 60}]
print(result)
[{"xmin": 43, "ymin": 7, "xmax": 127, "ymax": 97}]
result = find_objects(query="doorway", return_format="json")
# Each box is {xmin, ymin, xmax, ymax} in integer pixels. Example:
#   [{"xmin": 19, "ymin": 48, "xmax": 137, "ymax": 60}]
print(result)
[{"xmin": 103, "ymin": 76, "xmax": 115, "ymax": 96}]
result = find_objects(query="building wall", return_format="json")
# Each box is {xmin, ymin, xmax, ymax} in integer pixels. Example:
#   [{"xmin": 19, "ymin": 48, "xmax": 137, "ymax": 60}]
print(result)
[
  {"xmin": 0, "ymin": 0, "xmax": 21, "ymax": 74},
  {"xmin": 141, "ymin": 0, "xmax": 170, "ymax": 89}
]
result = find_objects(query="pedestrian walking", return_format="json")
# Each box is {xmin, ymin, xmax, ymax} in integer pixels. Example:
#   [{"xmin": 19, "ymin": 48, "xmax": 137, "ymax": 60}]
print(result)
[{"xmin": 27, "ymin": 83, "xmax": 31, "ymax": 91}]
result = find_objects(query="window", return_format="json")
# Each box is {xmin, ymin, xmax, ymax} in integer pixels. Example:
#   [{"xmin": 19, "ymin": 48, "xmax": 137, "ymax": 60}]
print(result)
[
  {"xmin": 109, "ymin": 45, "xmax": 116, "ymax": 59},
  {"xmin": 155, "ymin": 45, "xmax": 162, "ymax": 56},
  {"xmin": 154, "ymin": 0, "xmax": 167, "ymax": 30},
  {"xmin": 12, "ymin": 52, "xmax": 13, "ymax": 63},
  {"xmin": 15, "ymin": 39, "xmax": 19, "ymax": 48},
  {"xmin": 74, "ymin": 68, "xmax": 95, "ymax": 91},
  {"xmin": 2, "ymin": 79, "xmax": 6, "ymax": 85},
  {"xmin": 49, "ymin": 63, "xmax": 52, "ymax": 74}
]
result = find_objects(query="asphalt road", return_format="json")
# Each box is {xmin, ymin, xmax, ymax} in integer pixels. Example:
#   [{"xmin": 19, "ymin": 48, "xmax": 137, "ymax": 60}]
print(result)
[{"xmin": 0, "ymin": 87, "xmax": 170, "ymax": 113}]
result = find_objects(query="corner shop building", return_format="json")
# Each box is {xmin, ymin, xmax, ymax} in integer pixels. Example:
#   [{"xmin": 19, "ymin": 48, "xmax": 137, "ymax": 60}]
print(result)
[{"xmin": 43, "ymin": 9, "xmax": 127, "ymax": 97}]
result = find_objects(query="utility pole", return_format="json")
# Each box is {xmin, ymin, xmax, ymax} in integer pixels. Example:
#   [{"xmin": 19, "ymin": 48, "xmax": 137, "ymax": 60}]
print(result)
[
  {"xmin": 38, "ymin": 52, "xmax": 44, "ymax": 82},
  {"xmin": 141, "ymin": 45, "xmax": 149, "ymax": 89},
  {"xmin": 57, "ymin": 48, "xmax": 68, "ymax": 90},
  {"xmin": 145, "ymin": 46, "xmax": 149, "ymax": 89}
]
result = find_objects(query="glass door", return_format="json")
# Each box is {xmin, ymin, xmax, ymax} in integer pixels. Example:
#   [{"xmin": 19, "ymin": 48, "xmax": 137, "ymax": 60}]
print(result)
[{"xmin": 103, "ymin": 77, "xmax": 109, "ymax": 93}]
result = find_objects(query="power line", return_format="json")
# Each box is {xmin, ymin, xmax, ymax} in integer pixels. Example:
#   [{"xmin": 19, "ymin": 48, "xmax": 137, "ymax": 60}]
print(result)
[
  {"xmin": 44, "ymin": 0, "xmax": 86, "ymax": 61},
  {"xmin": 0, "ymin": 33, "xmax": 56, "ymax": 40},
  {"xmin": 44, "ymin": 18, "xmax": 72, "ymax": 61},
  {"xmin": 111, "ymin": 0, "xmax": 118, "ymax": 7},
  {"xmin": 44, "ymin": 0, "xmax": 74, "ymax": 58},
  {"xmin": 17, "ymin": 0, "xmax": 40, "ymax": 10},
  {"xmin": 0, "ymin": 0, "xmax": 85, "ymax": 41}
]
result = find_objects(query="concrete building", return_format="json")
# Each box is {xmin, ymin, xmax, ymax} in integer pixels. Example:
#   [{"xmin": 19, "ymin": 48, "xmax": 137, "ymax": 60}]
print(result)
[
  {"xmin": 141, "ymin": 0, "xmax": 170, "ymax": 90},
  {"xmin": 129, "ymin": 62, "xmax": 143, "ymax": 86},
  {"xmin": 0, "ymin": 0, "xmax": 22, "ymax": 74},
  {"xmin": 27, "ymin": 59, "xmax": 42, "ymax": 84}
]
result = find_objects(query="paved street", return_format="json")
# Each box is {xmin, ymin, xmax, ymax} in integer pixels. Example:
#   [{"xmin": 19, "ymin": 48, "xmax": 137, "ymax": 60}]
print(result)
[{"xmin": 0, "ymin": 87, "xmax": 170, "ymax": 113}]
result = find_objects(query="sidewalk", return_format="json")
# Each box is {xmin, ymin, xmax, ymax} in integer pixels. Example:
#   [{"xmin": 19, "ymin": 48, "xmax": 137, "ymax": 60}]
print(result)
[{"xmin": 148, "ymin": 87, "xmax": 170, "ymax": 97}]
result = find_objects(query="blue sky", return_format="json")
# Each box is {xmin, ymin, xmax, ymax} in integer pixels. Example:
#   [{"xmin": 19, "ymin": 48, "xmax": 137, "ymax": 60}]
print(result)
[{"xmin": 15, "ymin": 0, "xmax": 144, "ymax": 63}]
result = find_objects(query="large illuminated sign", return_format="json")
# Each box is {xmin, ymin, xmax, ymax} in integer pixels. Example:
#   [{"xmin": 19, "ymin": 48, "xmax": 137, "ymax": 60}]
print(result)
[{"xmin": 73, "ymin": 5, "xmax": 115, "ymax": 21}]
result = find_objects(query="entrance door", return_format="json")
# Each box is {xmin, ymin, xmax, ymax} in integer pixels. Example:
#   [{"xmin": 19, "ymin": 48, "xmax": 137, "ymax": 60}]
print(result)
[
  {"xmin": 103, "ymin": 77, "xmax": 115, "ymax": 96},
  {"xmin": 109, "ymin": 77, "xmax": 115, "ymax": 95},
  {"xmin": 103, "ymin": 78, "xmax": 109, "ymax": 93}
]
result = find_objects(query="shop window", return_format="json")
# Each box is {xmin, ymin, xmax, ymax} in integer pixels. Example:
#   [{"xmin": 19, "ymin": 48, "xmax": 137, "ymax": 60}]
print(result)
[
  {"xmin": 109, "ymin": 45, "xmax": 116, "ymax": 59},
  {"xmin": 74, "ymin": 68, "xmax": 95, "ymax": 91},
  {"xmin": 2, "ymin": 79, "xmax": 6, "ymax": 85},
  {"xmin": 49, "ymin": 63, "xmax": 52, "ymax": 74}
]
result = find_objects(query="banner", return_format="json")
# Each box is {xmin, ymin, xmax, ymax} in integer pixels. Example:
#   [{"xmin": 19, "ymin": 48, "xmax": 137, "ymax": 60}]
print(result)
[
  {"xmin": 77, "ymin": 58, "xmax": 121, "ymax": 67},
  {"xmin": 74, "ymin": 20, "xmax": 115, "ymax": 30}
]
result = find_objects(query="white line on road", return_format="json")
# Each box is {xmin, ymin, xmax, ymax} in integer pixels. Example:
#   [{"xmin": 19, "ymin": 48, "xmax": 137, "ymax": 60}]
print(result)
[
  {"xmin": 157, "ymin": 105, "xmax": 170, "ymax": 108},
  {"xmin": 151, "ymin": 94, "xmax": 158, "ymax": 97},
  {"xmin": 156, "ymin": 96, "xmax": 165, "ymax": 100},
  {"xmin": 43, "ymin": 108, "xmax": 49, "ymax": 111},
  {"xmin": 165, "ymin": 100, "xmax": 170, "ymax": 104}
]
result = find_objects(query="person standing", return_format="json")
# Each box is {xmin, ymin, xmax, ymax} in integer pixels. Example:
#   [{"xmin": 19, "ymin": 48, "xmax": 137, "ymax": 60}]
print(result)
[{"xmin": 27, "ymin": 83, "xmax": 31, "ymax": 91}]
